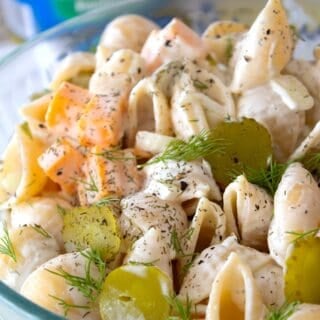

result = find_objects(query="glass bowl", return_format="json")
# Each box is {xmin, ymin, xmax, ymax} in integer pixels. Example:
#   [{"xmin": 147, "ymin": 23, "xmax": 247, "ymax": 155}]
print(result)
[{"xmin": 0, "ymin": 0, "xmax": 319, "ymax": 318}]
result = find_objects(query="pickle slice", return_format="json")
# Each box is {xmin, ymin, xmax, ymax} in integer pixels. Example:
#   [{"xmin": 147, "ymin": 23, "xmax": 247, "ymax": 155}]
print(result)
[
  {"xmin": 99, "ymin": 265, "xmax": 172, "ymax": 320},
  {"xmin": 62, "ymin": 205, "xmax": 121, "ymax": 260},
  {"xmin": 284, "ymin": 236, "xmax": 320, "ymax": 303},
  {"xmin": 206, "ymin": 118, "xmax": 272, "ymax": 188}
]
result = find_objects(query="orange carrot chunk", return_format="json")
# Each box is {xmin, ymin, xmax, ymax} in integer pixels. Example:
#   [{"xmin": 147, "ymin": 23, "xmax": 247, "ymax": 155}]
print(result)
[
  {"xmin": 77, "ymin": 92, "xmax": 126, "ymax": 149},
  {"xmin": 38, "ymin": 138, "xmax": 85, "ymax": 194},
  {"xmin": 45, "ymin": 82, "xmax": 91, "ymax": 139}
]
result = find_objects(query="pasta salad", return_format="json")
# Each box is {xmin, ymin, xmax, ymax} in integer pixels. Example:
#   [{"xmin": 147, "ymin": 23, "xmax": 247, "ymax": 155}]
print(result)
[{"xmin": 1, "ymin": 0, "xmax": 320, "ymax": 319}]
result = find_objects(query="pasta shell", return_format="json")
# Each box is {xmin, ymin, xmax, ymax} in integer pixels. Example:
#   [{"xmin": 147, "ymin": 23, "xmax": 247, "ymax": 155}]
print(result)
[
  {"xmin": 268, "ymin": 162, "xmax": 320, "ymax": 266},
  {"xmin": 0, "ymin": 226, "xmax": 60, "ymax": 290},
  {"xmin": 143, "ymin": 159, "xmax": 221, "ymax": 203},
  {"xmin": 231, "ymin": 0, "xmax": 293, "ymax": 92},
  {"xmin": 126, "ymin": 78, "xmax": 173, "ymax": 146},
  {"xmin": 21, "ymin": 251, "xmax": 101, "ymax": 320},
  {"xmin": 0, "ymin": 125, "xmax": 47, "ymax": 208},
  {"xmin": 99, "ymin": 15, "xmax": 159, "ymax": 53},
  {"xmin": 50, "ymin": 52, "xmax": 95, "ymax": 90},
  {"xmin": 10, "ymin": 196, "xmax": 71, "ymax": 250},
  {"xmin": 287, "ymin": 304, "xmax": 320, "ymax": 320},
  {"xmin": 205, "ymin": 252, "xmax": 267, "ymax": 320},
  {"xmin": 223, "ymin": 175, "xmax": 273, "ymax": 251},
  {"xmin": 179, "ymin": 236, "xmax": 284, "ymax": 308}
]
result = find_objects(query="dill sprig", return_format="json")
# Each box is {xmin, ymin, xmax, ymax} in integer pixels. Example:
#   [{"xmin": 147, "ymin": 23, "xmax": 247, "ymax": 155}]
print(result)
[
  {"xmin": 56, "ymin": 205, "xmax": 67, "ymax": 216},
  {"xmin": 128, "ymin": 259, "xmax": 160, "ymax": 267},
  {"xmin": 265, "ymin": 301, "xmax": 300, "ymax": 320},
  {"xmin": 0, "ymin": 224, "xmax": 17, "ymax": 262},
  {"xmin": 20, "ymin": 122, "xmax": 33, "ymax": 139},
  {"xmin": 30, "ymin": 224, "xmax": 51, "ymax": 238},
  {"xmin": 230, "ymin": 159, "xmax": 288, "ymax": 196},
  {"xmin": 206, "ymin": 54, "xmax": 217, "ymax": 67},
  {"xmin": 193, "ymin": 79, "xmax": 209, "ymax": 90},
  {"xmin": 49, "ymin": 295, "xmax": 90, "ymax": 317},
  {"xmin": 167, "ymin": 295, "xmax": 192, "ymax": 320},
  {"xmin": 95, "ymin": 196, "xmax": 121, "ymax": 208},
  {"xmin": 92, "ymin": 148, "xmax": 135, "ymax": 162},
  {"xmin": 142, "ymin": 130, "xmax": 226, "ymax": 167},
  {"xmin": 46, "ymin": 249, "xmax": 106, "ymax": 303},
  {"xmin": 225, "ymin": 37, "xmax": 234, "ymax": 63},
  {"xmin": 170, "ymin": 228, "xmax": 194, "ymax": 258},
  {"xmin": 286, "ymin": 228, "xmax": 320, "ymax": 243},
  {"xmin": 301, "ymin": 151, "xmax": 320, "ymax": 177},
  {"xmin": 72, "ymin": 173, "xmax": 98, "ymax": 193}
]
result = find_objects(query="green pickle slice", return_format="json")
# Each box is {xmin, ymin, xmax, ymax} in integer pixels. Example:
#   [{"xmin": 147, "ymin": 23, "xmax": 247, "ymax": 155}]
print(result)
[
  {"xmin": 99, "ymin": 265, "xmax": 172, "ymax": 320},
  {"xmin": 285, "ymin": 236, "xmax": 320, "ymax": 303},
  {"xmin": 206, "ymin": 118, "xmax": 272, "ymax": 188},
  {"xmin": 62, "ymin": 205, "xmax": 121, "ymax": 260}
]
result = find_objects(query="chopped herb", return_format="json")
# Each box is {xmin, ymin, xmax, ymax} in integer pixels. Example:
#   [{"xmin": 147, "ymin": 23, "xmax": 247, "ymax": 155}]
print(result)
[
  {"xmin": 170, "ymin": 228, "xmax": 194, "ymax": 258},
  {"xmin": 20, "ymin": 122, "xmax": 33, "ymax": 139},
  {"xmin": 29, "ymin": 88, "xmax": 51, "ymax": 101},
  {"xmin": 225, "ymin": 38, "xmax": 234, "ymax": 63},
  {"xmin": 46, "ymin": 249, "xmax": 106, "ymax": 303},
  {"xmin": 166, "ymin": 294, "xmax": 192, "ymax": 320},
  {"xmin": 141, "ymin": 130, "xmax": 226, "ymax": 167},
  {"xmin": 206, "ymin": 54, "xmax": 217, "ymax": 67},
  {"xmin": 95, "ymin": 196, "xmax": 121, "ymax": 208},
  {"xmin": 193, "ymin": 79, "xmax": 209, "ymax": 90},
  {"xmin": 30, "ymin": 224, "xmax": 51, "ymax": 238},
  {"xmin": 231, "ymin": 159, "xmax": 288, "ymax": 196},
  {"xmin": 72, "ymin": 173, "xmax": 98, "ymax": 193},
  {"xmin": 265, "ymin": 301, "xmax": 300, "ymax": 320},
  {"xmin": 286, "ymin": 228, "xmax": 320, "ymax": 243},
  {"xmin": 49, "ymin": 295, "xmax": 90, "ymax": 317},
  {"xmin": 0, "ymin": 224, "xmax": 17, "ymax": 262},
  {"xmin": 301, "ymin": 151, "xmax": 320, "ymax": 178},
  {"xmin": 57, "ymin": 205, "xmax": 67, "ymax": 216},
  {"xmin": 92, "ymin": 148, "xmax": 135, "ymax": 162},
  {"xmin": 128, "ymin": 259, "xmax": 160, "ymax": 267},
  {"xmin": 289, "ymin": 24, "xmax": 305, "ymax": 42}
]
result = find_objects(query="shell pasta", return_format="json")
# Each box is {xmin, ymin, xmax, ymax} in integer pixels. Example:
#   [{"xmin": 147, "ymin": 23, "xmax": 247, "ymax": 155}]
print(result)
[{"xmin": 2, "ymin": 1, "xmax": 320, "ymax": 319}]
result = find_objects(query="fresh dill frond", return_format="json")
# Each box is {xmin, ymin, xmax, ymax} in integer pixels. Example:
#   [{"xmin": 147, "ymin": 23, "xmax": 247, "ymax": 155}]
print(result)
[
  {"xmin": 289, "ymin": 24, "xmax": 305, "ymax": 42},
  {"xmin": 286, "ymin": 228, "xmax": 320, "ymax": 243},
  {"xmin": 49, "ymin": 295, "xmax": 90, "ymax": 317},
  {"xmin": 92, "ymin": 148, "xmax": 135, "ymax": 162},
  {"xmin": 20, "ymin": 122, "xmax": 33, "ymax": 139},
  {"xmin": 205, "ymin": 54, "xmax": 217, "ymax": 67},
  {"xmin": 170, "ymin": 228, "xmax": 195, "ymax": 258},
  {"xmin": 46, "ymin": 249, "xmax": 106, "ymax": 302},
  {"xmin": 0, "ymin": 224, "xmax": 17, "ymax": 262},
  {"xmin": 95, "ymin": 196, "xmax": 121, "ymax": 208},
  {"xmin": 265, "ymin": 301, "xmax": 300, "ymax": 320},
  {"xmin": 301, "ymin": 151, "xmax": 320, "ymax": 177},
  {"xmin": 193, "ymin": 79, "xmax": 209, "ymax": 90},
  {"xmin": 56, "ymin": 205, "xmax": 67, "ymax": 216},
  {"xmin": 230, "ymin": 159, "xmax": 288, "ymax": 196},
  {"xmin": 128, "ymin": 259, "xmax": 160, "ymax": 267},
  {"xmin": 225, "ymin": 37, "xmax": 234, "ymax": 63},
  {"xmin": 167, "ymin": 294, "xmax": 192, "ymax": 320},
  {"xmin": 72, "ymin": 172, "xmax": 98, "ymax": 193},
  {"xmin": 30, "ymin": 224, "xmax": 51, "ymax": 238},
  {"xmin": 142, "ymin": 130, "xmax": 226, "ymax": 167}
]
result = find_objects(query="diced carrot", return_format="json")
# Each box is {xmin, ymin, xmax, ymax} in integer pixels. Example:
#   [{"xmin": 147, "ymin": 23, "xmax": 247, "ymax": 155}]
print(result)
[
  {"xmin": 141, "ymin": 18, "xmax": 207, "ymax": 72},
  {"xmin": 38, "ymin": 138, "xmax": 85, "ymax": 194},
  {"xmin": 45, "ymin": 82, "xmax": 91, "ymax": 138},
  {"xmin": 78, "ymin": 147, "xmax": 141, "ymax": 205},
  {"xmin": 77, "ymin": 92, "xmax": 126, "ymax": 148}
]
